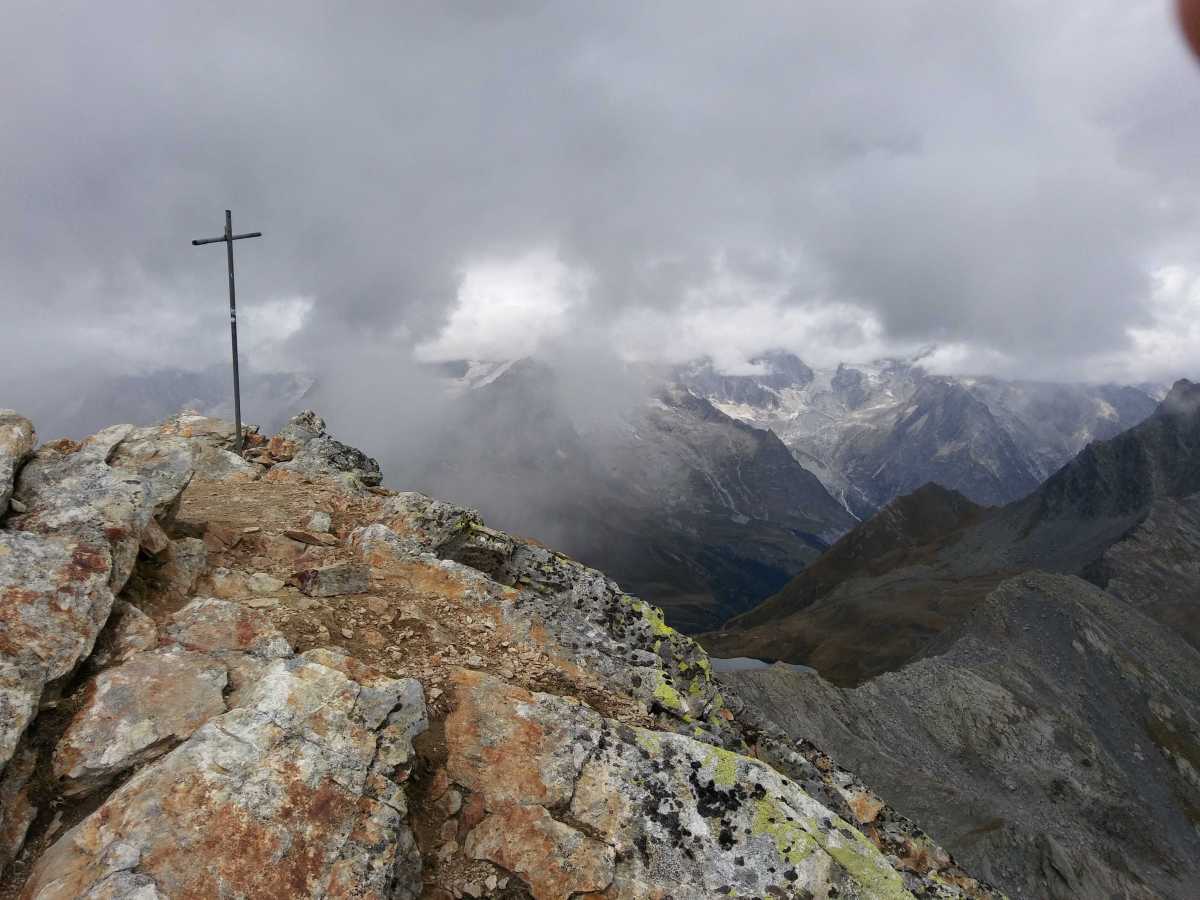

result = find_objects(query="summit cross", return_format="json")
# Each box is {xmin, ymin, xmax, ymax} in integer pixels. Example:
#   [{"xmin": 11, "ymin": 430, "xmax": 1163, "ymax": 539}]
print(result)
[{"xmin": 191, "ymin": 209, "xmax": 262, "ymax": 452}]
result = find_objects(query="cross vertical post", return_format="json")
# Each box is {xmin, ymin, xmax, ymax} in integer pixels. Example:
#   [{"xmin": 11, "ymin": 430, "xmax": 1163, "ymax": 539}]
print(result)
[{"xmin": 192, "ymin": 210, "xmax": 262, "ymax": 452}]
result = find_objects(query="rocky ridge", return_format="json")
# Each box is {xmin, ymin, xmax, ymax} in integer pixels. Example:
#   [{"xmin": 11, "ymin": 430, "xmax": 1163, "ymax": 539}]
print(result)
[
  {"xmin": 0, "ymin": 409, "xmax": 996, "ymax": 898},
  {"xmin": 703, "ymin": 380, "xmax": 1200, "ymax": 686},
  {"xmin": 720, "ymin": 573, "xmax": 1200, "ymax": 899}
]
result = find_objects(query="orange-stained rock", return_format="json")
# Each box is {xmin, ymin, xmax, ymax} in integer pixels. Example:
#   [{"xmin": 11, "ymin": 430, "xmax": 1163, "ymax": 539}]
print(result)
[
  {"xmin": 164, "ymin": 596, "xmax": 291, "ymax": 659},
  {"xmin": 23, "ymin": 653, "xmax": 426, "ymax": 900},
  {"xmin": 53, "ymin": 646, "xmax": 227, "ymax": 796},
  {"xmin": 465, "ymin": 804, "xmax": 614, "ymax": 900},
  {"xmin": 444, "ymin": 670, "xmax": 912, "ymax": 900}
]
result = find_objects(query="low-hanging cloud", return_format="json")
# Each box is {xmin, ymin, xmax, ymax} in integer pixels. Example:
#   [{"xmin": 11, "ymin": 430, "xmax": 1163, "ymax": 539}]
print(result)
[{"xmin": 3, "ymin": 0, "xmax": 1200, "ymax": 396}]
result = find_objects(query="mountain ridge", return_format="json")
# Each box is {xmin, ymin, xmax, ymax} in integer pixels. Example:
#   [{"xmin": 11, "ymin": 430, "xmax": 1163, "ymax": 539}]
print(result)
[{"xmin": 700, "ymin": 378, "xmax": 1200, "ymax": 683}]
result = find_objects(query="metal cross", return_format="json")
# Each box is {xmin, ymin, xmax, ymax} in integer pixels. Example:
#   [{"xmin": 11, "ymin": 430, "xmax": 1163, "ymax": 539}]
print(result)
[{"xmin": 191, "ymin": 210, "xmax": 262, "ymax": 452}]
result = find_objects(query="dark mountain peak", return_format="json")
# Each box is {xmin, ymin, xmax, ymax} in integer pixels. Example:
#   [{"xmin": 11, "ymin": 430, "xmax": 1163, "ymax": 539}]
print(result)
[
  {"xmin": 748, "ymin": 350, "xmax": 815, "ymax": 389},
  {"xmin": 656, "ymin": 383, "xmax": 726, "ymax": 421},
  {"xmin": 830, "ymin": 364, "xmax": 868, "ymax": 409},
  {"xmin": 1157, "ymin": 378, "xmax": 1200, "ymax": 419},
  {"xmin": 1027, "ymin": 375, "xmax": 1200, "ymax": 527},
  {"xmin": 713, "ymin": 481, "xmax": 983, "ymax": 637},
  {"xmin": 883, "ymin": 482, "xmax": 985, "ymax": 525},
  {"xmin": 673, "ymin": 352, "xmax": 815, "ymax": 409}
]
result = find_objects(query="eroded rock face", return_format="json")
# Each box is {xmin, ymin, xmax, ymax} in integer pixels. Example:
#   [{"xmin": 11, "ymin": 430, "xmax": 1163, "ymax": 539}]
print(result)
[
  {"xmin": 271, "ymin": 410, "xmax": 383, "ymax": 487},
  {"xmin": 53, "ymin": 646, "xmax": 227, "ymax": 797},
  {"xmin": 370, "ymin": 493, "xmax": 734, "ymax": 745},
  {"xmin": 8, "ymin": 423, "xmax": 195, "ymax": 591},
  {"xmin": 0, "ymin": 530, "xmax": 111, "ymax": 771},
  {"xmin": 446, "ymin": 669, "xmax": 913, "ymax": 900},
  {"xmin": 0, "ymin": 411, "xmax": 35, "ymax": 517},
  {"xmin": 0, "ymin": 417, "xmax": 198, "ymax": 868},
  {"xmin": 88, "ymin": 600, "xmax": 158, "ymax": 669},
  {"xmin": 24, "ymin": 653, "xmax": 426, "ymax": 900},
  {"xmin": 0, "ymin": 747, "xmax": 36, "ymax": 870}
]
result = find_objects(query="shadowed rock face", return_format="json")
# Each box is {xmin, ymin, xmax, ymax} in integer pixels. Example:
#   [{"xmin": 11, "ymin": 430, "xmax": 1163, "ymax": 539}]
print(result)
[
  {"xmin": 0, "ymin": 411, "xmax": 35, "ymax": 517},
  {"xmin": 702, "ymin": 380, "xmax": 1200, "ymax": 684},
  {"xmin": 721, "ymin": 573, "xmax": 1200, "ymax": 900}
]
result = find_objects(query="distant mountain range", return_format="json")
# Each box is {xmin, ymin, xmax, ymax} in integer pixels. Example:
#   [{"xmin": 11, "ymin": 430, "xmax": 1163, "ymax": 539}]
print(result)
[
  {"xmin": 710, "ymin": 380, "xmax": 1200, "ymax": 897},
  {"xmin": 702, "ymin": 379, "xmax": 1200, "ymax": 680},
  {"xmin": 678, "ymin": 351, "xmax": 1161, "ymax": 518}
]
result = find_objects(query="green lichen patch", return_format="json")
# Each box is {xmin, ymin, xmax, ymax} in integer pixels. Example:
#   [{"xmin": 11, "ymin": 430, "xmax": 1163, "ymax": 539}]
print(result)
[
  {"xmin": 750, "ymin": 798, "xmax": 818, "ymax": 866},
  {"xmin": 821, "ymin": 827, "xmax": 913, "ymax": 900},
  {"xmin": 705, "ymin": 746, "xmax": 741, "ymax": 788},
  {"xmin": 651, "ymin": 674, "xmax": 686, "ymax": 715}
]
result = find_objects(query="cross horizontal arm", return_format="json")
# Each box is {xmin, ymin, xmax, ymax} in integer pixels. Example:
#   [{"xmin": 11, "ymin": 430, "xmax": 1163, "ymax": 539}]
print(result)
[{"xmin": 191, "ymin": 232, "xmax": 262, "ymax": 246}]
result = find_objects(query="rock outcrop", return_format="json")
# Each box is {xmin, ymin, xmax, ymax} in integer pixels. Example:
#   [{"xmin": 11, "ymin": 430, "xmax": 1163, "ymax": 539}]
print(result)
[
  {"xmin": 261, "ymin": 410, "xmax": 383, "ymax": 488},
  {"xmin": 0, "ymin": 421, "xmax": 198, "ymax": 869},
  {"xmin": 25, "ymin": 651, "xmax": 426, "ymax": 899},
  {"xmin": 0, "ymin": 407, "xmax": 994, "ymax": 898},
  {"xmin": 445, "ymin": 668, "xmax": 912, "ymax": 899},
  {"xmin": 0, "ymin": 410, "xmax": 35, "ymax": 517},
  {"xmin": 722, "ymin": 573, "xmax": 1200, "ymax": 899}
]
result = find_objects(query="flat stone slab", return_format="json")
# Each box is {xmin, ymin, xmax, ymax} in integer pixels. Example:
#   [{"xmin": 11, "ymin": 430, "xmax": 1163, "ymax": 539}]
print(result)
[
  {"xmin": 164, "ymin": 596, "xmax": 291, "ymax": 659},
  {"xmin": 297, "ymin": 561, "xmax": 369, "ymax": 597},
  {"xmin": 53, "ymin": 646, "xmax": 228, "ymax": 796}
]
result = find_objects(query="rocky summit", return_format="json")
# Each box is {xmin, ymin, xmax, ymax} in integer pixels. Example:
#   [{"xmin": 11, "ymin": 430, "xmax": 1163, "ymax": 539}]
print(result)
[{"xmin": 0, "ymin": 408, "xmax": 998, "ymax": 898}]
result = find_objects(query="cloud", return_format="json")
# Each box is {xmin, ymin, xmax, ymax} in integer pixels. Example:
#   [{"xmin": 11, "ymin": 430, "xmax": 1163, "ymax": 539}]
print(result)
[
  {"xmin": 2, "ymin": 0, "xmax": 1200, "ymax": 397},
  {"xmin": 415, "ymin": 249, "xmax": 588, "ymax": 363}
]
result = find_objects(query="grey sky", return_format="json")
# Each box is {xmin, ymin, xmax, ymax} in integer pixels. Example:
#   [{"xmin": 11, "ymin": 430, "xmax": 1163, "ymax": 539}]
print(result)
[{"xmin": 3, "ymin": 1, "xmax": 1200, "ymax": 391}]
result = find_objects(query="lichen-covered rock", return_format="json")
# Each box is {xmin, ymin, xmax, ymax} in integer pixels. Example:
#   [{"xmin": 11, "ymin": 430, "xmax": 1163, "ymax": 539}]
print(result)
[
  {"xmin": 23, "ymin": 653, "xmax": 427, "ymax": 900},
  {"xmin": 271, "ymin": 410, "xmax": 383, "ymax": 487},
  {"xmin": 446, "ymin": 669, "xmax": 913, "ymax": 900},
  {"xmin": 53, "ymin": 646, "xmax": 228, "ymax": 797},
  {"xmin": 0, "ymin": 411, "xmax": 35, "ymax": 518}
]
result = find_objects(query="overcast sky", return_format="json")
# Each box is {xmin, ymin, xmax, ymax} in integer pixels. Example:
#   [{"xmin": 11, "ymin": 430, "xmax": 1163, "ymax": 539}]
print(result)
[{"xmin": 4, "ymin": 1, "xmax": 1200, "ymax": 392}]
